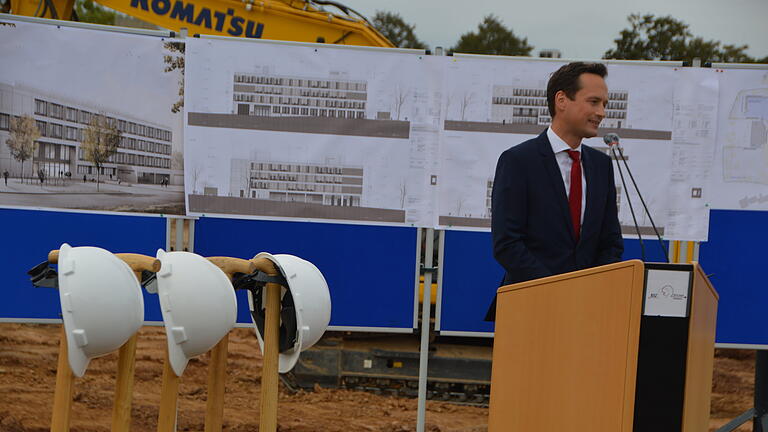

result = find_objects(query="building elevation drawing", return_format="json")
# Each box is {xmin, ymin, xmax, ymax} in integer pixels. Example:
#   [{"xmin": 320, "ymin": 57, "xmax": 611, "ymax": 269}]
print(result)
[
  {"xmin": 723, "ymin": 89, "xmax": 768, "ymax": 185},
  {"xmin": 232, "ymin": 73, "xmax": 368, "ymax": 120},
  {"xmin": 188, "ymin": 72, "xmax": 410, "ymax": 223},
  {"xmin": 490, "ymin": 86, "xmax": 629, "ymax": 129},
  {"xmin": 229, "ymin": 159, "xmax": 364, "ymax": 207}
]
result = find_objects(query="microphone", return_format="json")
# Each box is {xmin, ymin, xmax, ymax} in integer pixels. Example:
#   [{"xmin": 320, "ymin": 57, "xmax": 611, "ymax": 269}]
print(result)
[
  {"xmin": 603, "ymin": 133, "xmax": 620, "ymax": 147},
  {"xmin": 603, "ymin": 134, "xmax": 669, "ymax": 262}
]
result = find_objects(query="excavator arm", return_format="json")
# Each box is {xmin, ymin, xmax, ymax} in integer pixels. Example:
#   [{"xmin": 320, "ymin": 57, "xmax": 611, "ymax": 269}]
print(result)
[{"xmin": 6, "ymin": 0, "xmax": 393, "ymax": 47}]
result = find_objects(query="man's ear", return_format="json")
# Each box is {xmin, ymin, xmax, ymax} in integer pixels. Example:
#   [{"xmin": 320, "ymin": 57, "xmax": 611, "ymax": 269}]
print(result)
[{"xmin": 554, "ymin": 90, "xmax": 568, "ymax": 114}]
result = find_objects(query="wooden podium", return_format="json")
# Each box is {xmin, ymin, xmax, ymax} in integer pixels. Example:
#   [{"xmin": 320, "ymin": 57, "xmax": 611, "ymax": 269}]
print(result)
[{"xmin": 488, "ymin": 260, "xmax": 718, "ymax": 432}]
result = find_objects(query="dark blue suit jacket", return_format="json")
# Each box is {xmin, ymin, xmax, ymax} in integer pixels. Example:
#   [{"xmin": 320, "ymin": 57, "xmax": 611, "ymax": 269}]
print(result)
[{"xmin": 486, "ymin": 130, "xmax": 624, "ymax": 321}]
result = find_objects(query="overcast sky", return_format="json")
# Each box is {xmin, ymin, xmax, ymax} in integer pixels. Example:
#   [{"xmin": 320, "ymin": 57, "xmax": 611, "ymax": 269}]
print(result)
[{"xmin": 347, "ymin": 0, "xmax": 768, "ymax": 60}]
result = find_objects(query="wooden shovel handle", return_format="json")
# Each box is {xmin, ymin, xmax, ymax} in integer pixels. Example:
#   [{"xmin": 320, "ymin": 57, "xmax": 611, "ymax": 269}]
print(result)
[
  {"xmin": 206, "ymin": 257, "xmax": 257, "ymax": 280},
  {"xmin": 47, "ymin": 250, "xmax": 160, "ymax": 274},
  {"xmin": 48, "ymin": 249, "xmax": 60, "ymax": 263},
  {"xmin": 250, "ymin": 257, "xmax": 280, "ymax": 276},
  {"xmin": 115, "ymin": 253, "xmax": 161, "ymax": 274}
]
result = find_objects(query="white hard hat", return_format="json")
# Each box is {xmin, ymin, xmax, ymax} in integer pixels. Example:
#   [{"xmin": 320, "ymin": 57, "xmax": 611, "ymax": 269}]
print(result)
[
  {"xmin": 155, "ymin": 250, "xmax": 237, "ymax": 376},
  {"xmin": 57, "ymin": 243, "xmax": 144, "ymax": 377},
  {"xmin": 250, "ymin": 253, "xmax": 331, "ymax": 373}
]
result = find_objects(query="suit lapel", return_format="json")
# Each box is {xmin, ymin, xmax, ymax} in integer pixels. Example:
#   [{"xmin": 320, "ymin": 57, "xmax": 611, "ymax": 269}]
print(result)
[{"xmin": 537, "ymin": 132, "xmax": 575, "ymax": 242}]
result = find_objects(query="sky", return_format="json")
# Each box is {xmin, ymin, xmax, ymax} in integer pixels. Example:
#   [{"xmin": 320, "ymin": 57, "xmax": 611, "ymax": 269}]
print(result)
[{"xmin": 345, "ymin": 0, "xmax": 768, "ymax": 60}]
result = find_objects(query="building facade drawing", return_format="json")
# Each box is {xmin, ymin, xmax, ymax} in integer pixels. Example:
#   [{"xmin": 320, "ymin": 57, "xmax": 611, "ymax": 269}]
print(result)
[
  {"xmin": 232, "ymin": 73, "xmax": 368, "ymax": 120},
  {"xmin": 231, "ymin": 159, "xmax": 364, "ymax": 207},
  {"xmin": 0, "ymin": 83, "xmax": 173, "ymax": 184},
  {"xmin": 724, "ymin": 91, "xmax": 768, "ymax": 184},
  {"xmin": 491, "ymin": 86, "xmax": 629, "ymax": 128}
]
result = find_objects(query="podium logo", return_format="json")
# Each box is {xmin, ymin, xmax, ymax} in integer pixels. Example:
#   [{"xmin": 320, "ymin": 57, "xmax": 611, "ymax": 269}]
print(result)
[{"xmin": 649, "ymin": 284, "xmax": 686, "ymax": 301}]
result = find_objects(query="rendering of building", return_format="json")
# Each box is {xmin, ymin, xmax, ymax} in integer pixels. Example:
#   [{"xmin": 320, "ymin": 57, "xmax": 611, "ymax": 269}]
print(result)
[
  {"xmin": 231, "ymin": 158, "xmax": 364, "ymax": 207},
  {"xmin": 486, "ymin": 179, "xmax": 493, "ymax": 218},
  {"xmin": 0, "ymin": 83, "xmax": 173, "ymax": 184},
  {"xmin": 232, "ymin": 73, "xmax": 368, "ymax": 120},
  {"xmin": 491, "ymin": 86, "xmax": 629, "ymax": 128}
]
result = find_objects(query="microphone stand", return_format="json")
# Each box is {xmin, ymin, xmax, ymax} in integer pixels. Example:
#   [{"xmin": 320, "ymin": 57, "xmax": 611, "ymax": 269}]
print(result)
[
  {"xmin": 610, "ymin": 144, "xmax": 646, "ymax": 261},
  {"xmin": 614, "ymin": 145, "xmax": 669, "ymax": 262}
]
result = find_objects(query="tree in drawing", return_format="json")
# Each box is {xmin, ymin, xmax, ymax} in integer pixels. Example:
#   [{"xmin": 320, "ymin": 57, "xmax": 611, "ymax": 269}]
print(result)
[
  {"xmin": 81, "ymin": 114, "xmax": 121, "ymax": 191},
  {"xmin": 393, "ymin": 85, "xmax": 409, "ymax": 120},
  {"xmin": 455, "ymin": 196, "xmax": 466, "ymax": 217},
  {"xmin": 399, "ymin": 180, "xmax": 407, "ymax": 209},
  {"xmin": 459, "ymin": 92, "xmax": 475, "ymax": 121},
  {"xmin": 5, "ymin": 114, "xmax": 40, "ymax": 180},
  {"xmin": 190, "ymin": 163, "xmax": 203, "ymax": 194}
]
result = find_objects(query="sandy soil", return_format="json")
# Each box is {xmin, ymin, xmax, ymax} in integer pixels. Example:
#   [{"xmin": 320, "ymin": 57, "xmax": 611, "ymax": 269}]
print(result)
[{"xmin": 0, "ymin": 324, "xmax": 756, "ymax": 431}]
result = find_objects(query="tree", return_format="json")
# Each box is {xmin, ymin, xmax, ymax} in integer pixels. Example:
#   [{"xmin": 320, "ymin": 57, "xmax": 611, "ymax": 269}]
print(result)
[
  {"xmin": 450, "ymin": 15, "xmax": 532, "ymax": 56},
  {"xmin": 604, "ymin": 14, "xmax": 764, "ymax": 63},
  {"xmin": 81, "ymin": 114, "xmax": 121, "ymax": 191},
  {"xmin": 163, "ymin": 42, "xmax": 185, "ymax": 113},
  {"xmin": 5, "ymin": 114, "xmax": 40, "ymax": 180},
  {"xmin": 74, "ymin": 0, "xmax": 116, "ymax": 25},
  {"xmin": 372, "ymin": 11, "xmax": 426, "ymax": 49},
  {"xmin": 682, "ymin": 37, "xmax": 755, "ymax": 63}
]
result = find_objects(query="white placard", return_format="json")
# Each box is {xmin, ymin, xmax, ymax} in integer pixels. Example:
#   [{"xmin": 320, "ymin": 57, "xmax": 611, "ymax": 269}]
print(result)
[
  {"xmin": 664, "ymin": 68, "xmax": 719, "ymax": 241},
  {"xmin": 643, "ymin": 269, "xmax": 691, "ymax": 317}
]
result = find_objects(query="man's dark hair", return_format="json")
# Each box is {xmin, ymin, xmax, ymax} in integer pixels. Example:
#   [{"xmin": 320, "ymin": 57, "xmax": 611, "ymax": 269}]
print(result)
[{"xmin": 546, "ymin": 62, "xmax": 607, "ymax": 118}]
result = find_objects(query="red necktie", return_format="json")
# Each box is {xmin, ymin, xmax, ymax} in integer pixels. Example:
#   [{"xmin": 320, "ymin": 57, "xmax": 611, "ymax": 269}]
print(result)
[{"xmin": 566, "ymin": 150, "xmax": 582, "ymax": 242}]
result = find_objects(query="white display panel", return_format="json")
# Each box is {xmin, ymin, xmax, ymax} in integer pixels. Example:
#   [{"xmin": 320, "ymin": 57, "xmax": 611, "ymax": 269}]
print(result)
[{"xmin": 183, "ymin": 37, "xmax": 442, "ymax": 227}]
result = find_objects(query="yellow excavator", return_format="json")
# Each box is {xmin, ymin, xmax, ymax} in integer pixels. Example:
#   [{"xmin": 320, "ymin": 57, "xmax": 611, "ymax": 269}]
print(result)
[{"xmin": 5, "ymin": 0, "xmax": 393, "ymax": 47}]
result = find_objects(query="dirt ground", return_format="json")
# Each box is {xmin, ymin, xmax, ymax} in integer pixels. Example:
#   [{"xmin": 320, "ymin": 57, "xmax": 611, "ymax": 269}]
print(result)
[{"xmin": 0, "ymin": 324, "xmax": 757, "ymax": 431}]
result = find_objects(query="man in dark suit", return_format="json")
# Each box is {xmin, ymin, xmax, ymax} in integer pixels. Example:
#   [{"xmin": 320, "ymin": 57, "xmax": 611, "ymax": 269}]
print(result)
[{"xmin": 486, "ymin": 62, "xmax": 624, "ymax": 321}]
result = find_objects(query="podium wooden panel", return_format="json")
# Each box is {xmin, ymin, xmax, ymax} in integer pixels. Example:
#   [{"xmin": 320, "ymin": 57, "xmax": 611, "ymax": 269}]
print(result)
[
  {"xmin": 681, "ymin": 264, "xmax": 719, "ymax": 432},
  {"xmin": 488, "ymin": 260, "xmax": 718, "ymax": 432}
]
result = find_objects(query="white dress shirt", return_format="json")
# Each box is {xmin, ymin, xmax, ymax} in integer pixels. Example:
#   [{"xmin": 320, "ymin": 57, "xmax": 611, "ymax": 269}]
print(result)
[{"xmin": 547, "ymin": 127, "xmax": 587, "ymax": 223}]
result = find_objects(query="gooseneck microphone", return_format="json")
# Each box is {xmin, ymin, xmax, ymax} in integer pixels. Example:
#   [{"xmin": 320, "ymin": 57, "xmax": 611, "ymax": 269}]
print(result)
[
  {"xmin": 603, "ymin": 134, "xmax": 669, "ymax": 262},
  {"xmin": 603, "ymin": 133, "xmax": 620, "ymax": 147}
]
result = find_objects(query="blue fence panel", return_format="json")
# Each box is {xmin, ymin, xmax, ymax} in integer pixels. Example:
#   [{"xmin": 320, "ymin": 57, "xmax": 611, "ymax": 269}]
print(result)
[
  {"xmin": 621, "ymin": 238, "xmax": 669, "ymax": 263},
  {"xmin": 699, "ymin": 209, "xmax": 768, "ymax": 346},
  {"xmin": 194, "ymin": 217, "xmax": 418, "ymax": 330},
  {"xmin": 0, "ymin": 208, "xmax": 166, "ymax": 321},
  {"xmin": 438, "ymin": 231, "xmax": 500, "ymax": 334},
  {"xmin": 438, "ymin": 231, "xmax": 669, "ymax": 335}
]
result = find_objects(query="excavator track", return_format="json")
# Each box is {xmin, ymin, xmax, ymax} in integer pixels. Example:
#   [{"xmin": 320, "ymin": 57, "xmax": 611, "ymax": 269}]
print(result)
[{"xmin": 287, "ymin": 332, "xmax": 493, "ymax": 407}]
